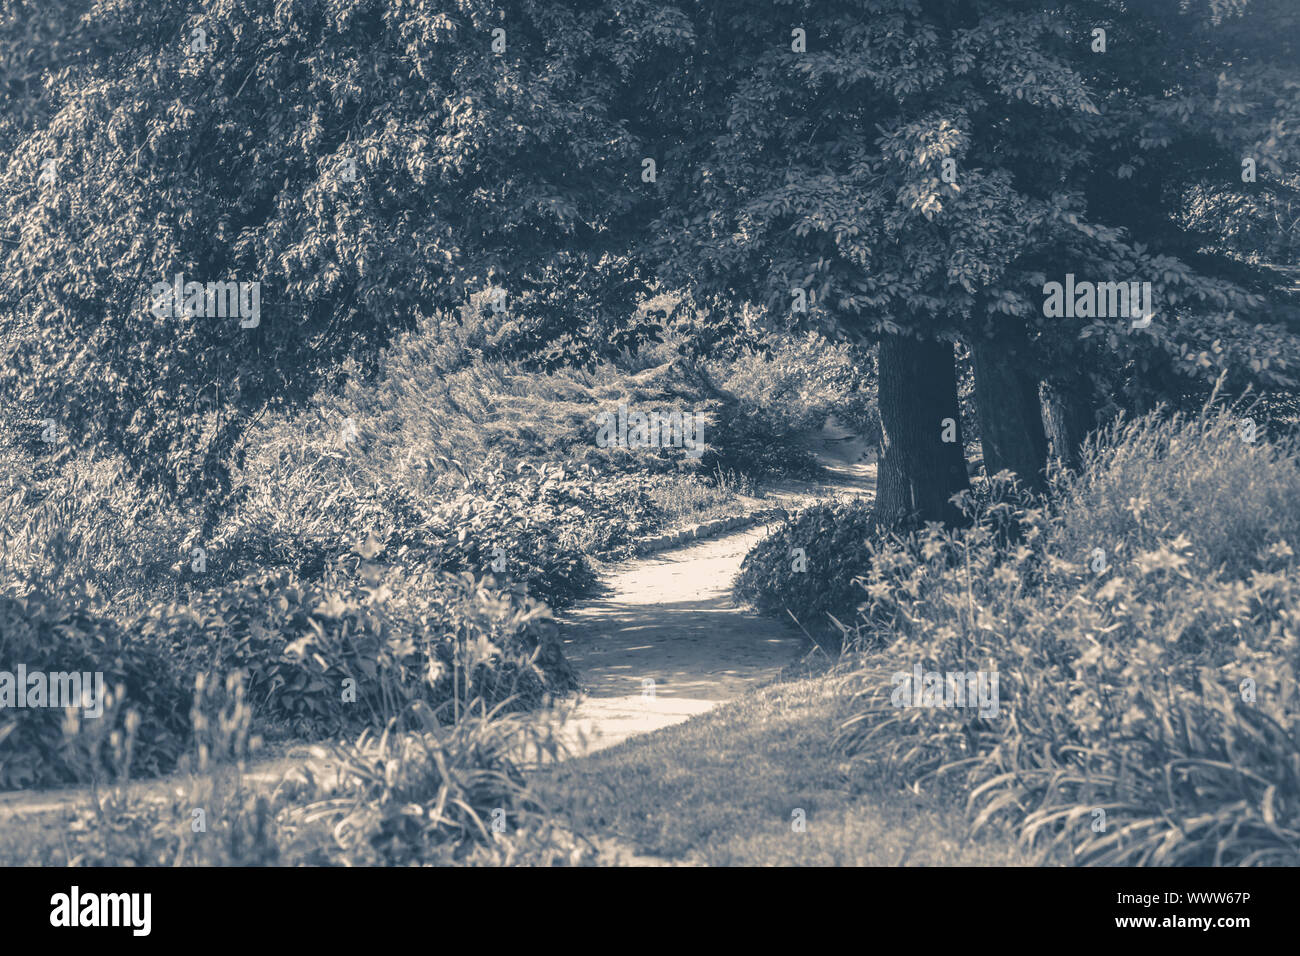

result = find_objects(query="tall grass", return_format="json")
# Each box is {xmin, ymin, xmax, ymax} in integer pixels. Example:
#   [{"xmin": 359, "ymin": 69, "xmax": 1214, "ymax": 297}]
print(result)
[
  {"xmin": 0, "ymin": 455, "xmax": 187, "ymax": 607},
  {"xmin": 2, "ymin": 671, "xmax": 592, "ymax": 866},
  {"xmin": 1052, "ymin": 407, "xmax": 1300, "ymax": 579},
  {"xmin": 837, "ymin": 403, "xmax": 1300, "ymax": 865},
  {"xmin": 283, "ymin": 696, "xmax": 589, "ymax": 866}
]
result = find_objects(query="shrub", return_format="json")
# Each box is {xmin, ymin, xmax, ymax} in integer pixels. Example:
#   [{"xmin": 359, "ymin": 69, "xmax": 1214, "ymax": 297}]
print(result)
[
  {"xmin": 734, "ymin": 498, "xmax": 878, "ymax": 640},
  {"xmin": 140, "ymin": 557, "xmax": 575, "ymax": 741},
  {"xmin": 423, "ymin": 464, "xmax": 612, "ymax": 604},
  {"xmin": 836, "ymin": 406, "xmax": 1300, "ymax": 865},
  {"xmin": 0, "ymin": 588, "xmax": 189, "ymax": 790},
  {"xmin": 0, "ymin": 533, "xmax": 578, "ymax": 791},
  {"xmin": 699, "ymin": 401, "xmax": 824, "ymax": 480},
  {"xmin": 143, "ymin": 568, "xmax": 420, "ymax": 737},
  {"xmin": 208, "ymin": 458, "xmax": 613, "ymax": 610}
]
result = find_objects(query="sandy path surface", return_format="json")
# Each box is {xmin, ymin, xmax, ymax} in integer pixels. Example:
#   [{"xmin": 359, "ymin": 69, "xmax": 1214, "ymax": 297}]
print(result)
[
  {"xmin": 555, "ymin": 421, "xmax": 874, "ymax": 756},
  {"xmin": 556, "ymin": 524, "xmax": 802, "ymax": 755}
]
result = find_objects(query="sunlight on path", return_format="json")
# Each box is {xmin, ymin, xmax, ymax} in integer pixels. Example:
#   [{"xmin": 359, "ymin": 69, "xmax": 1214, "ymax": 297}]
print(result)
[
  {"xmin": 557, "ymin": 420, "xmax": 875, "ymax": 756},
  {"xmin": 558, "ymin": 524, "xmax": 802, "ymax": 754}
]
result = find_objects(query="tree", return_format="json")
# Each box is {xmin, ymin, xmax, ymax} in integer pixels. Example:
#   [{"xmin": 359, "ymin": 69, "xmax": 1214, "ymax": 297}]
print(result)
[
  {"xmin": 6, "ymin": 0, "xmax": 1298, "ymax": 522},
  {"xmin": 0, "ymin": 0, "xmax": 678, "ymax": 502},
  {"xmin": 626, "ymin": 0, "xmax": 1300, "ymax": 518}
]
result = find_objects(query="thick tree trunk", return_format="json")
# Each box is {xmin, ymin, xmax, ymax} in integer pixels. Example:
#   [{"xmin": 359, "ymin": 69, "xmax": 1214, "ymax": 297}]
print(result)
[
  {"xmin": 969, "ymin": 340, "xmax": 1049, "ymax": 492},
  {"xmin": 1041, "ymin": 377, "xmax": 1095, "ymax": 471},
  {"xmin": 875, "ymin": 333, "xmax": 970, "ymax": 527}
]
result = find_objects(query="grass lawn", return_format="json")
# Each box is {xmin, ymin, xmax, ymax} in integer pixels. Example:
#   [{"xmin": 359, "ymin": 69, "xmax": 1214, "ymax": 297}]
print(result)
[{"xmin": 532, "ymin": 670, "xmax": 1039, "ymax": 866}]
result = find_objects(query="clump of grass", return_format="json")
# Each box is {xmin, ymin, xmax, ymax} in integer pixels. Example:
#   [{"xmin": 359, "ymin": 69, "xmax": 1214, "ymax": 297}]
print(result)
[
  {"xmin": 2, "ymin": 674, "xmax": 593, "ymax": 867},
  {"xmin": 4, "ymin": 673, "xmax": 281, "ymax": 866},
  {"xmin": 836, "ymin": 402, "xmax": 1300, "ymax": 866},
  {"xmin": 645, "ymin": 472, "xmax": 754, "ymax": 525},
  {"xmin": 283, "ymin": 696, "xmax": 593, "ymax": 866},
  {"xmin": 1051, "ymin": 403, "xmax": 1300, "ymax": 579},
  {"xmin": 0, "ymin": 455, "xmax": 188, "ymax": 608}
]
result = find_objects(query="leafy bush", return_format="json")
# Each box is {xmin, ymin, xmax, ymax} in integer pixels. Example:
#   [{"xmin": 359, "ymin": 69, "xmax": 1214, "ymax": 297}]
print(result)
[
  {"xmin": 699, "ymin": 401, "xmax": 824, "ymax": 481},
  {"xmin": 211, "ymin": 455, "xmax": 653, "ymax": 608},
  {"xmin": 142, "ymin": 558, "xmax": 575, "ymax": 741},
  {"xmin": 836, "ymin": 406, "xmax": 1300, "ymax": 865},
  {"xmin": 734, "ymin": 499, "xmax": 878, "ymax": 640},
  {"xmin": 423, "ymin": 465, "xmax": 611, "ymax": 603},
  {"xmin": 0, "ymin": 589, "xmax": 189, "ymax": 789}
]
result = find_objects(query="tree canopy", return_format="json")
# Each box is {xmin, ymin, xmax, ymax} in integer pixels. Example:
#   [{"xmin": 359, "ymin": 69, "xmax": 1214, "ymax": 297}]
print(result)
[
  {"xmin": 631, "ymin": 0, "xmax": 1300, "ymax": 386},
  {"xmin": 2, "ymin": 0, "xmax": 1298, "ymax": 512},
  {"xmin": 1, "ymin": 0, "xmax": 677, "ymax": 498}
]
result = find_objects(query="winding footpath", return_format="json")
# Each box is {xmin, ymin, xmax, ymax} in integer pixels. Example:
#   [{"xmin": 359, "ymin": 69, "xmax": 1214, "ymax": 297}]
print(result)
[
  {"xmin": 555, "ymin": 421, "xmax": 874, "ymax": 757},
  {"xmin": 557, "ymin": 524, "xmax": 803, "ymax": 755},
  {"xmin": 0, "ymin": 424, "xmax": 873, "ymax": 818}
]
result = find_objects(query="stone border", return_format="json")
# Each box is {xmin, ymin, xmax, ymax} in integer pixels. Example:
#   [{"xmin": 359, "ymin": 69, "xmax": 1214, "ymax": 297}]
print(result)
[{"xmin": 633, "ymin": 507, "xmax": 790, "ymax": 556}]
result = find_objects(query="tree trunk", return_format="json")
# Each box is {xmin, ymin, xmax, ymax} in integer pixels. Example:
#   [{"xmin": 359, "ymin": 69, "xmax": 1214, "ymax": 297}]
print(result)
[
  {"xmin": 969, "ymin": 340, "xmax": 1048, "ymax": 491},
  {"xmin": 1041, "ymin": 377, "xmax": 1095, "ymax": 471},
  {"xmin": 876, "ymin": 333, "xmax": 970, "ymax": 527}
]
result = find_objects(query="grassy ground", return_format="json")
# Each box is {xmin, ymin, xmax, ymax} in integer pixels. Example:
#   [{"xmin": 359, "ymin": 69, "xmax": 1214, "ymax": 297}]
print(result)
[{"xmin": 532, "ymin": 668, "xmax": 1036, "ymax": 866}]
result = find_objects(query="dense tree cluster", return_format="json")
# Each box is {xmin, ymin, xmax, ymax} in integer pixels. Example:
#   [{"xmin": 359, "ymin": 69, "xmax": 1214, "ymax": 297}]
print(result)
[{"xmin": 2, "ymin": 0, "xmax": 1297, "ymax": 523}]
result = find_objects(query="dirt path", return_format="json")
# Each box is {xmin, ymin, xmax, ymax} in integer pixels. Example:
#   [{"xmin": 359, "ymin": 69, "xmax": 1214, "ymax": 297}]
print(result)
[
  {"xmin": 556, "ymin": 524, "xmax": 801, "ymax": 755},
  {"xmin": 555, "ymin": 421, "xmax": 874, "ymax": 756},
  {"xmin": 0, "ymin": 423, "xmax": 874, "ymax": 817}
]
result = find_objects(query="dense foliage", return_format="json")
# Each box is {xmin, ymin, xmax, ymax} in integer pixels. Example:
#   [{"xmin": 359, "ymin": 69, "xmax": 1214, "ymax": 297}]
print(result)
[
  {"xmin": 4, "ymin": 0, "xmax": 1299, "ymax": 871},
  {"xmin": 0, "ymin": 588, "xmax": 189, "ymax": 789},
  {"xmin": 734, "ymin": 498, "xmax": 878, "ymax": 640},
  {"xmin": 836, "ymin": 406, "xmax": 1300, "ymax": 864},
  {"xmin": 0, "ymin": 0, "xmax": 680, "ymax": 499},
  {"xmin": 0, "ymin": 546, "xmax": 574, "ymax": 790},
  {"xmin": 631, "ymin": 0, "xmax": 1300, "ymax": 389}
]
